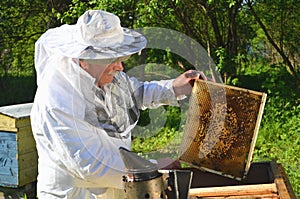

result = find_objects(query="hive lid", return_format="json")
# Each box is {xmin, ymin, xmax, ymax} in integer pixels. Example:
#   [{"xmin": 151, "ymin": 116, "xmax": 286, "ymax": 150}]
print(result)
[
  {"xmin": 0, "ymin": 103, "xmax": 33, "ymax": 132},
  {"xmin": 0, "ymin": 103, "xmax": 32, "ymax": 119},
  {"xmin": 178, "ymin": 80, "xmax": 267, "ymax": 180}
]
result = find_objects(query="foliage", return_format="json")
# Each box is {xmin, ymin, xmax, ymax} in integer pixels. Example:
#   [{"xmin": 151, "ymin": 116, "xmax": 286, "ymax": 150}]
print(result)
[
  {"xmin": 0, "ymin": 0, "xmax": 42, "ymax": 77},
  {"xmin": 0, "ymin": 75, "xmax": 36, "ymax": 106},
  {"xmin": 131, "ymin": 106, "xmax": 181, "ymax": 152},
  {"xmin": 215, "ymin": 47, "xmax": 227, "ymax": 75},
  {"xmin": 131, "ymin": 126, "xmax": 178, "ymax": 153},
  {"xmin": 56, "ymin": 0, "xmax": 96, "ymax": 24},
  {"xmin": 0, "ymin": 0, "xmax": 71, "ymax": 96},
  {"xmin": 246, "ymin": 0, "xmax": 300, "ymax": 84}
]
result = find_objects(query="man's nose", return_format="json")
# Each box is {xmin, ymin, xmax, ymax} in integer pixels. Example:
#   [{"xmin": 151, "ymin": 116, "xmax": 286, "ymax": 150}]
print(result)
[{"xmin": 113, "ymin": 62, "xmax": 124, "ymax": 71}]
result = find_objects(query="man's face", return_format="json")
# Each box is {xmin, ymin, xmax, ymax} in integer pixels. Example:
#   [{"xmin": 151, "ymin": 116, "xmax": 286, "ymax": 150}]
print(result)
[
  {"xmin": 98, "ymin": 62, "xmax": 124, "ymax": 87},
  {"xmin": 79, "ymin": 61, "xmax": 124, "ymax": 87}
]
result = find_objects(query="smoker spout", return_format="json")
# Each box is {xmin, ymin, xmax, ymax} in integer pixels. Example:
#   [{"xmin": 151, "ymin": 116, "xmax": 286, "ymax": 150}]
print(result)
[
  {"xmin": 119, "ymin": 147, "xmax": 167, "ymax": 199},
  {"xmin": 119, "ymin": 147, "xmax": 161, "ymax": 182}
]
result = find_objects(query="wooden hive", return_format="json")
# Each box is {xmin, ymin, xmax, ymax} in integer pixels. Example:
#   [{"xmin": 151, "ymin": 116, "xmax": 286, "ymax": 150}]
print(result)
[
  {"xmin": 0, "ymin": 103, "xmax": 37, "ymax": 187},
  {"xmin": 187, "ymin": 161, "xmax": 297, "ymax": 199},
  {"xmin": 179, "ymin": 80, "xmax": 267, "ymax": 180}
]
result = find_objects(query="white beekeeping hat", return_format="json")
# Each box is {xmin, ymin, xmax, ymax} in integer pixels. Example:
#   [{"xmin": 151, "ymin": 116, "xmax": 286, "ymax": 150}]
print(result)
[{"xmin": 38, "ymin": 10, "xmax": 147, "ymax": 60}]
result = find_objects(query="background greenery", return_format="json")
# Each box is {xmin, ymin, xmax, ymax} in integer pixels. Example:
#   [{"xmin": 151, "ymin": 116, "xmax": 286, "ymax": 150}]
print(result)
[{"xmin": 0, "ymin": 0, "xmax": 299, "ymax": 197}]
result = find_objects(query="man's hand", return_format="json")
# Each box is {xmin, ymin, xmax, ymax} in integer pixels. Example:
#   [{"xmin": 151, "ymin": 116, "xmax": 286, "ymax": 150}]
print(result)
[{"xmin": 173, "ymin": 70, "xmax": 207, "ymax": 97}]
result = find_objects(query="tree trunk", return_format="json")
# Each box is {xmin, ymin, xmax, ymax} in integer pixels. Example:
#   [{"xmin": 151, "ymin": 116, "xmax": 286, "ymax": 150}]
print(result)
[{"xmin": 246, "ymin": 0, "xmax": 300, "ymax": 87}]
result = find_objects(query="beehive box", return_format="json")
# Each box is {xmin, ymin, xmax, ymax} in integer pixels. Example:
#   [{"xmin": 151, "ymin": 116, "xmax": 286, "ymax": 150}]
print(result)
[
  {"xmin": 187, "ymin": 161, "xmax": 297, "ymax": 199},
  {"xmin": 0, "ymin": 103, "xmax": 37, "ymax": 187},
  {"xmin": 179, "ymin": 80, "xmax": 267, "ymax": 180}
]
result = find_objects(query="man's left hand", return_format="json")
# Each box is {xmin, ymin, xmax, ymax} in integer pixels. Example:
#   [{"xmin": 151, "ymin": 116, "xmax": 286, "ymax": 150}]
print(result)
[{"xmin": 173, "ymin": 70, "xmax": 207, "ymax": 97}]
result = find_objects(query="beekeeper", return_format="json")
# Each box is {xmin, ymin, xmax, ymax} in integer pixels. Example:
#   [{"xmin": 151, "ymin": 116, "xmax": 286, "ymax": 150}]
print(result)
[{"xmin": 30, "ymin": 10, "xmax": 205, "ymax": 198}]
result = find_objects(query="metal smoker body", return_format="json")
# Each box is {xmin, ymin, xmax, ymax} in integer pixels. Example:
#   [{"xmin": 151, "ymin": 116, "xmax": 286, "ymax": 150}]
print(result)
[
  {"xmin": 119, "ymin": 147, "xmax": 167, "ymax": 199},
  {"xmin": 119, "ymin": 147, "xmax": 192, "ymax": 199},
  {"xmin": 123, "ymin": 174, "xmax": 166, "ymax": 199}
]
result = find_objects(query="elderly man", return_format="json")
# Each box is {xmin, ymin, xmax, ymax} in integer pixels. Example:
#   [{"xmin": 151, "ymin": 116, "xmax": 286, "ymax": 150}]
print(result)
[{"xmin": 31, "ymin": 10, "xmax": 205, "ymax": 198}]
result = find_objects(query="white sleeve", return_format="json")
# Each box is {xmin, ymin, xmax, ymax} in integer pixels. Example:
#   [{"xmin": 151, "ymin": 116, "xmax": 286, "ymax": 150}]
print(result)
[
  {"xmin": 127, "ymin": 75, "xmax": 180, "ymax": 110},
  {"xmin": 43, "ymin": 107, "xmax": 128, "ymax": 189}
]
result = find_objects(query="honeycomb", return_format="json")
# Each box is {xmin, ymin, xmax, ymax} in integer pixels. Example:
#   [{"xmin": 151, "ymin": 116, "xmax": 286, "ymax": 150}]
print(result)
[{"xmin": 178, "ymin": 80, "xmax": 267, "ymax": 180}]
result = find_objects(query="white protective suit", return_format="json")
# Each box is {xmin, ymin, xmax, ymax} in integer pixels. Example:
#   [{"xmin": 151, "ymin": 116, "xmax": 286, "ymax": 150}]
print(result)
[{"xmin": 30, "ymin": 11, "xmax": 180, "ymax": 199}]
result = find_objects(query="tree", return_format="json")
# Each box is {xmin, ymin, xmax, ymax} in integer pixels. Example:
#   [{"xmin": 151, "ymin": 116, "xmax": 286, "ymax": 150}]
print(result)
[
  {"xmin": 0, "ymin": 0, "xmax": 71, "ymax": 79},
  {"xmin": 246, "ymin": 0, "xmax": 300, "ymax": 87},
  {"xmin": 41, "ymin": 0, "xmax": 300, "ymax": 88}
]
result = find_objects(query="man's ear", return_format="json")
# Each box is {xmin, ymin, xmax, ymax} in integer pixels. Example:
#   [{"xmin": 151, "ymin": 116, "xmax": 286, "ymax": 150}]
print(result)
[{"xmin": 79, "ymin": 60, "xmax": 89, "ymax": 70}]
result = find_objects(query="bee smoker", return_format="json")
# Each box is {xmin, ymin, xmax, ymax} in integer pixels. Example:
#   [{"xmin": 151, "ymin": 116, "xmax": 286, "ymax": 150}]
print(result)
[
  {"xmin": 119, "ymin": 147, "xmax": 167, "ymax": 199},
  {"xmin": 119, "ymin": 147, "xmax": 193, "ymax": 199}
]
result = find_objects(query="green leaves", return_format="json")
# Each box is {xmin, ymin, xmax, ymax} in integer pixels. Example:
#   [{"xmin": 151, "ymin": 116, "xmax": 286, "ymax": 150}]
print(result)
[{"xmin": 0, "ymin": 0, "xmax": 49, "ymax": 76}]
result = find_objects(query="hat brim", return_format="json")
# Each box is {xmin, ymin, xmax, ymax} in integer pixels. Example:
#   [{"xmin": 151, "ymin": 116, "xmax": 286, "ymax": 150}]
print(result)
[
  {"xmin": 78, "ymin": 28, "xmax": 147, "ymax": 59},
  {"xmin": 40, "ymin": 25, "xmax": 147, "ymax": 60}
]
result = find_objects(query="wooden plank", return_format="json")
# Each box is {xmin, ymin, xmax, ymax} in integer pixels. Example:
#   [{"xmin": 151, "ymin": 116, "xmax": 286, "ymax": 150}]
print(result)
[
  {"xmin": 245, "ymin": 92, "xmax": 267, "ymax": 174},
  {"xmin": 0, "ymin": 156, "xmax": 18, "ymax": 168},
  {"xmin": 18, "ymin": 166, "xmax": 38, "ymax": 187},
  {"xmin": 0, "ymin": 114, "xmax": 18, "ymax": 132},
  {"xmin": 277, "ymin": 164, "xmax": 297, "ymax": 199},
  {"xmin": 0, "ymin": 118, "xmax": 31, "ymax": 133},
  {"xmin": 0, "ymin": 166, "xmax": 18, "ymax": 176},
  {"xmin": 194, "ymin": 80, "xmax": 266, "ymax": 96},
  {"xmin": 15, "ymin": 117, "xmax": 31, "ymax": 129},
  {"xmin": 0, "ymin": 140, "xmax": 17, "ymax": 151},
  {"xmin": 190, "ymin": 194, "xmax": 279, "ymax": 199},
  {"xmin": 18, "ymin": 151, "xmax": 38, "ymax": 171},
  {"xmin": 270, "ymin": 161, "xmax": 297, "ymax": 199},
  {"xmin": 189, "ymin": 183, "xmax": 278, "ymax": 197},
  {"xmin": 16, "ymin": 126, "xmax": 33, "ymax": 139},
  {"xmin": 0, "ymin": 175, "xmax": 18, "ymax": 187},
  {"xmin": 17, "ymin": 126, "xmax": 36, "ymax": 154},
  {"xmin": 0, "ymin": 149, "xmax": 17, "ymax": 159},
  {"xmin": 0, "ymin": 131, "xmax": 16, "ymax": 141},
  {"xmin": 18, "ymin": 135, "xmax": 36, "ymax": 155}
]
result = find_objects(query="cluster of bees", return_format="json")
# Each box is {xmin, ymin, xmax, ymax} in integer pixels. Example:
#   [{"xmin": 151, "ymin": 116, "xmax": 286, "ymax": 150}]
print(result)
[{"xmin": 179, "ymin": 80, "xmax": 264, "ymax": 178}]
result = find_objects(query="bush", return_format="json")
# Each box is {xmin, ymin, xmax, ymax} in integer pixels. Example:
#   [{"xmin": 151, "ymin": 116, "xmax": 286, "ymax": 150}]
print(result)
[{"xmin": 0, "ymin": 74, "xmax": 36, "ymax": 106}]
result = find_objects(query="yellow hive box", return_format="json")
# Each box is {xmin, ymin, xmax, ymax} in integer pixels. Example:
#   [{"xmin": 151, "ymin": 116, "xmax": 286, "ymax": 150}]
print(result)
[{"xmin": 0, "ymin": 103, "xmax": 37, "ymax": 187}]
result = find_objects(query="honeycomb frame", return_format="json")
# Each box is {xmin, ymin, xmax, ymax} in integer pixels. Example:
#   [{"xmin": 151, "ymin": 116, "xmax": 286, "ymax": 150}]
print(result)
[{"xmin": 178, "ymin": 80, "xmax": 267, "ymax": 180}]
